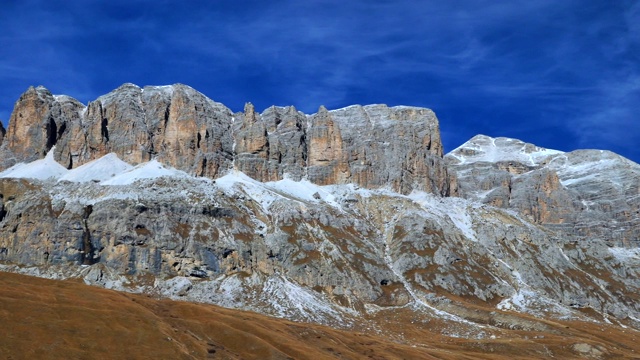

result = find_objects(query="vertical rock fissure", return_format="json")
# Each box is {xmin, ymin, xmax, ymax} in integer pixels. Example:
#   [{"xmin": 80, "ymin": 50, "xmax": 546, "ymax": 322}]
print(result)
[
  {"xmin": 45, "ymin": 117, "xmax": 57, "ymax": 153},
  {"xmin": 0, "ymin": 194, "xmax": 6, "ymax": 223},
  {"xmin": 101, "ymin": 118, "xmax": 109, "ymax": 143},
  {"xmin": 56, "ymin": 119, "xmax": 66, "ymax": 139},
  {"xmin": 200, "ymin": 158, "xmax": 207, "ymax": 177},
  {"xmin": 163, "ymin": 105, "xmax": 170, "ymax": 132},
  {"xmin": 80, "ymin": 205, "xmax": 97, "ymax": 265}
]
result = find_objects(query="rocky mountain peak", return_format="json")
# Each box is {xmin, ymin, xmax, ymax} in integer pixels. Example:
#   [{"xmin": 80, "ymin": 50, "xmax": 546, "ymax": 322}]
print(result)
[
  {"xmin": 446, "ymin": 134, "xmax": 563, "ymax": 168},
  {"xmin": 243, "ymin": 102, "xmax": 258, "ymax": 123},
  {"xmin": 446, "ymin": 134, "xmax": 640, "ymax": 247}
]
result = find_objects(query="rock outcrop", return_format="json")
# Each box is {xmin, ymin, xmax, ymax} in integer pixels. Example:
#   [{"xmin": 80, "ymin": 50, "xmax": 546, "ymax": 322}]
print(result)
[
  {"xmin": 0, "ymin": 84, "xmax": 455, "ymax": 195},
  {"xmin": 446, "ymin": 135, "xmax": 640, "ymax": 247}
]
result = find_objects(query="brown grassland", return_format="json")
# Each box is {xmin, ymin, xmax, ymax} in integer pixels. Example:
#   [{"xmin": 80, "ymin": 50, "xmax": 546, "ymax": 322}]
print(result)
[{"xmin": 1, "ymin": 271, "xmax": 639, "ymax": 359}]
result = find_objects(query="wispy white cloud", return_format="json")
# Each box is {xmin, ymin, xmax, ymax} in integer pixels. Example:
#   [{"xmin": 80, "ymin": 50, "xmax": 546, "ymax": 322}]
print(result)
[
  {"xmin": 0, "ymin": 0, "xmax": 638, "ymax": 161},
  {"xmin": 570, "ymin": 75, "xmax": 640, "ymax": 149}
]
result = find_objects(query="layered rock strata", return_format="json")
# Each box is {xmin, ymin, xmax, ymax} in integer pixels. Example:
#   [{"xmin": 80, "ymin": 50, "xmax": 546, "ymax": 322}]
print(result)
[{"xmin": 0, "ymin": 84, "xmax": 456, "ymax": 196}]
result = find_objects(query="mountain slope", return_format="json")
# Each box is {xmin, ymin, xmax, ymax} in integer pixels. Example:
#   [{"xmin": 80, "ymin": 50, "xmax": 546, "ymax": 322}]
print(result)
[
  {"xmin": 2, "ymin": 271, "xmax": 639, "ymax": 359},
  {"xmin": 1, "ymin": 152, "xmax": 639, "ymax": 331}
]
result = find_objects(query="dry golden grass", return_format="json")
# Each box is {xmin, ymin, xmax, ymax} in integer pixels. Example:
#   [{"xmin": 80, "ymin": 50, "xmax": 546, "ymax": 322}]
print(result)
[{"xmin": 1, "ymin": 271, "xmax": 639, "ymax": 359}]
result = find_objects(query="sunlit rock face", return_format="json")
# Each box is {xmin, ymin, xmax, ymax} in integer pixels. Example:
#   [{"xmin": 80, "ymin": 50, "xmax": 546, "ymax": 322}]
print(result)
[
  {"xmin": 446, "ymin": 135, "xmax": 640, "ymax": 247},
  {"xmin": 0, "ymin": 84, "xmax": 455, "ymax": 196}
]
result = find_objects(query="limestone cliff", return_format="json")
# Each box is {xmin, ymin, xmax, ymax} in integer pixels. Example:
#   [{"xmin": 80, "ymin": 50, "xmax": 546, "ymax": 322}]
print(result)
[{"xmin": 0, "ymin": 84, "xmax": 455, "ymax": 195}]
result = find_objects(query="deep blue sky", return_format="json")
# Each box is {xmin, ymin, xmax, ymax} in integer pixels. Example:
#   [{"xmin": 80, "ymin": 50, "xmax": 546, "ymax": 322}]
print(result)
[{"xmin": 1, "ymin": 1, "xmax": 639, "ymax": 162}]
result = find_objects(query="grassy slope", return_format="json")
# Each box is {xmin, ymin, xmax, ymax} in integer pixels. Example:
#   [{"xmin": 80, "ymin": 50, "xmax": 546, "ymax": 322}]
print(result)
[{"xmin": 1, "ymin": 271, "xmax": 639, "ymax": 359}]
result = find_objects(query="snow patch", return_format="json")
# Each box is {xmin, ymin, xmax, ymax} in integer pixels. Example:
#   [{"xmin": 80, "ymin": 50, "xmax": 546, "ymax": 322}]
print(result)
[
  {"xmin": 101, "ymin": 159, "xmax": 189, "ymax": 185},
  {"xmin": 58, "ymin": 153, "xmax": 133, "ymax": 183},
  {"xmin": 0, "ymin": 147, "xmax": 67, "ymax": 180},
  {"xmin": 215, "ymin": 171, "xmax": 281, "ymax": 209},
  {"xmin": 266, "ymin": 176, "xmax": 340, "ymax": 207},
  {"xmin": 261, "ymin": 275, "xmax": 350, "ymax": 323},
  {"xmin": 608, "ymin": 247, "xmax": 640, "ymax": 262},
  {"xmin": 216, "ymin": 171, "xmax": 345, "ymax": 210}
]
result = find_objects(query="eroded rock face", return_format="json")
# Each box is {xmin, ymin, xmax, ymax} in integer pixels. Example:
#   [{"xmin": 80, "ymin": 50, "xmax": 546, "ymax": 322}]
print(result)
[
  {"xmin": 446, "ymin": 135, "xmax": 640, "ymax": 247},
  {"xmin": 0, "ymin": 84, "xmax": 455, "ymax": 195},
  {"xmin": 312, "ymin": 105, "xmax": 454, "ymax": 195}
]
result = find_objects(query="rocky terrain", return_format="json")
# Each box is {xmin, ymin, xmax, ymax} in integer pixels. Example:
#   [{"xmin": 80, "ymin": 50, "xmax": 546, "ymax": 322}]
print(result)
[
  {"xmin": 1, "ymin": 84, "xmax": 640, "ymax": 358},
  {"xmin": 446, "ymin": 135, "xmax": 640, "ymax": 248}
]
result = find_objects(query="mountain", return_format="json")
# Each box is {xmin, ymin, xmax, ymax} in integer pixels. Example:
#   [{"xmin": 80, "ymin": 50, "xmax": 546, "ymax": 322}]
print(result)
[
  {"xmin": 1, "ymin": 84, "xmax": 640, "ymax": 358},
  {"xmin": 446, "ymin": 135, "xmax": 640, "ymax": 248}
]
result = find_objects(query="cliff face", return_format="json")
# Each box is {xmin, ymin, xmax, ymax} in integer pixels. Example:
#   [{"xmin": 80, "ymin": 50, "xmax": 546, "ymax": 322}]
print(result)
[
  {"xmin": 0, "ymin": 84, "xmax": 455, "ymax": 195},
  {"xmin": 1, "ymin": 84, "xmax": 235, "ymax": 179}
]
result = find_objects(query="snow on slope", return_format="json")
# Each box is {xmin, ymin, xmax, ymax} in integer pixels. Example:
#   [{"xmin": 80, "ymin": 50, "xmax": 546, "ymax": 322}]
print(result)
[
  {"xmin": 58, "ymin": 153, "xmax": 133, "ymax": 183},
  {"xmin": 156, "ymin": 273, "xmax": 354, "ymax": 326},
  {"xmin": 0, "ymin": 151, "xmax": 190, "ymax": 185},
  {"xmin": 0, "ymin": 147, "xmax": 68, "ymax": 180},
  {"xmin": 447, "ymin": 135, "xmax": 563, "ymax": 166},
  {"xmin": 216, "ymin": 171, "xmax": 342, "ymax": 210},
  {"xmin": 215, "ymin": 171, "xmax": 281, "ymax": 209},
  {"xmin": 546, "ymin": 151, "xmax": 639, "ymax": 187},
  {"xmin": 101, "ymin": 159, "xmax": 189, "ymax": 185},
  {"xmin": 608, "ymin": 247, "xmax": 640, "ymax": 263}
]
